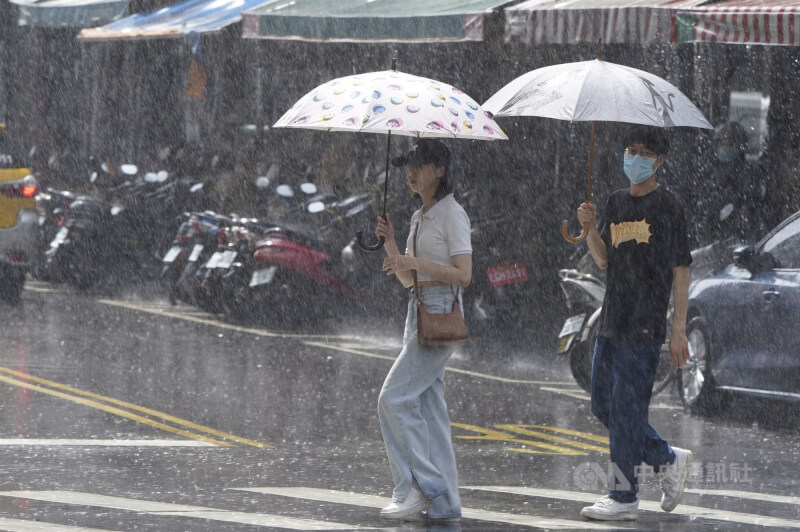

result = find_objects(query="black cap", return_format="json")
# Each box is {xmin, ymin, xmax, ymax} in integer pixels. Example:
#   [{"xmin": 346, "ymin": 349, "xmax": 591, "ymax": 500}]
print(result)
[{"xmin": 392, "ymin": 139, "xmax": 450, "ymax": 169}]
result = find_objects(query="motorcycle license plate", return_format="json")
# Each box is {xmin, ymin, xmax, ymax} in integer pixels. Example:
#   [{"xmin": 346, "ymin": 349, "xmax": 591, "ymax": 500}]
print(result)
[
  {"xmin": 162, "ymin": 246, "xmax": 183, "ymax": 264},
  {"xmin": 216, "ymin": 250, "xmax": 238, "ymax": 269},
  {"xmin": 204, "ymin": 251, "xmax": 223, "ymax": 269},
  {"xmin": 557, "ymin": 313, "xmax": 586, "ymax": 354},
  {"xmin": 188, "ymin": 244, "xmax": 204, "ymax": 262},
  {"xmin": 250, "ymin": 266, "xmax": 277, "ymax": 287},
  {"xmin": 487, "ymin": 261, "xmax": 529, "ymax": 287}
]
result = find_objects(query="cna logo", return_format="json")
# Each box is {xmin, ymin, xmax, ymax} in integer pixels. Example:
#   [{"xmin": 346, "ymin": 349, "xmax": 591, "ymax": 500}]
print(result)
[{"xmin": 610, "ymin": 218, "xmax": 652, "ymax": 248}]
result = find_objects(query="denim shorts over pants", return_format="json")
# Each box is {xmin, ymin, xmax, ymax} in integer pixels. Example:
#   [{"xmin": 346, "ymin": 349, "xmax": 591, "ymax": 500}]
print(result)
[
  {"xmin": 591, "ymin": 336, "xmax": 677, "ymax": 503},
  {"xmin": 378, "ymin": 285, "xmax": 462, "ymax": 519}
]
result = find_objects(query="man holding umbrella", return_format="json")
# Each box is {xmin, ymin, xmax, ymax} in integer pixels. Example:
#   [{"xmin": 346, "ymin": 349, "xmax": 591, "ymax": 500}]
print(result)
[{"xmin": 576, "ymin": 125, "xmax": 693, "ymax": 521}]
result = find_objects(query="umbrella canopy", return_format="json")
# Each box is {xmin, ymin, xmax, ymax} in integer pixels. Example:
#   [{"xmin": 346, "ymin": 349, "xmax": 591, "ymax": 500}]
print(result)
[
  {"xmin": 275, "ymin": 66, "xmax": 507, "ymax": 251},
  {"xmin": 483, "ymin": 59, "xmax": 712, "ymax": 130},
  {"xmin": 483, "ymin": 52, "xmax": 712, "ymax": 244},
  {"xmin": 275, "ymin": 69, "xmax": 508, "ymax": 140}
]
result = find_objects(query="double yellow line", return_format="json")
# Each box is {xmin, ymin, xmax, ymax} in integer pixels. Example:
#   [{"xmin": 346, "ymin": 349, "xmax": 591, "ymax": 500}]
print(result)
[{"xmin": 0, "ymin": 366, "xmax": 272, "ymax": 449}]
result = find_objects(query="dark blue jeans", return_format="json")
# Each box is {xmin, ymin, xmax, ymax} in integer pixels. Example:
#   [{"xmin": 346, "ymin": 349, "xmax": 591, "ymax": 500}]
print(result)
[{"xmin": 591, "ymin": 336, "xmax": 676, "ymax": 503}]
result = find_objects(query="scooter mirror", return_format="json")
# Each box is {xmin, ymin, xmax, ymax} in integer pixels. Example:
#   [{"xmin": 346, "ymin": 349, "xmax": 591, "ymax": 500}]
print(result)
[
  {"xmin": 307, "ymin": 201, "xmax": 326, "ymax": 214},
  {"xmin": 276, "ymin": 184, "xmax": 294, "ymax": 197},
  {"xmin": 255, "ymin": 177, "xmax": 270, "ymax": 189},
  {"xmin": 300, "ymin": 183, "xmax": 317, "ymax": 195},
  {"xmin": 121, "ymin": 164, "xmax": 138, "ymax": 176}
]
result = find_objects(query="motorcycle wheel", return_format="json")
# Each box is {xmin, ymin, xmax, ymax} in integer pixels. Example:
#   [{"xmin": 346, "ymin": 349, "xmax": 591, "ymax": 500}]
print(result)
[{"xmin": 569, "ymin": 320, "xmax": 597, "ymax": 393}]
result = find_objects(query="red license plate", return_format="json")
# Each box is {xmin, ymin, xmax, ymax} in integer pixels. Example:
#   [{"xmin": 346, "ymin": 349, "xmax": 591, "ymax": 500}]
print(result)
[{"xmin": 487, "ymin": 261, "xmax": 529, "ymax": 287}]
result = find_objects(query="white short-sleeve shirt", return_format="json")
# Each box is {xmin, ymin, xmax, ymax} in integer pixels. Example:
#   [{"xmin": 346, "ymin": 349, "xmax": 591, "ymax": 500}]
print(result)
[{"xmin": 405, "ymin": 193, "xmax": 472, "ymax": 283}]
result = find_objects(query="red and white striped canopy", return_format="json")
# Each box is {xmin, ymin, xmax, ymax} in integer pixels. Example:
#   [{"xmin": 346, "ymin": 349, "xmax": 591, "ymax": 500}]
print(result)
[
  {"xmin": 504, "ymin": 0, "xmax": 706, "ymax": 44},
  {"xmin": 676, "ymin": 0, "xmax": 800, "ymax": 45}
]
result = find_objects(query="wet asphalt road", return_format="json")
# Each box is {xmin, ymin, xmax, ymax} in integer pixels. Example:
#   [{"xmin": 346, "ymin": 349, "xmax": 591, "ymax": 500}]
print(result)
[{"xmin": 0, "ymin": 282, "xmax": 798, "ymax": 531}]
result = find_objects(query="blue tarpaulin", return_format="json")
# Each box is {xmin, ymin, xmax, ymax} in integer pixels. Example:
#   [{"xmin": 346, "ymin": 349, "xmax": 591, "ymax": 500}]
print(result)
[
  {"xmin": 10, "ymin": 0, "xmax": 128, "ymax": 28},
  {"xmin": 79, "ymin": 0, "xmax": 275, "ymax": 39}
]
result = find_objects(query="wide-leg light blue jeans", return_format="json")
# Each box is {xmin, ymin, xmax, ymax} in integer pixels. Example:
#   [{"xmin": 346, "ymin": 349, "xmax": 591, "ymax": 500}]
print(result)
[{"xmin": 378, "ymin": 285, "xmax": 462, "ymax": 519}]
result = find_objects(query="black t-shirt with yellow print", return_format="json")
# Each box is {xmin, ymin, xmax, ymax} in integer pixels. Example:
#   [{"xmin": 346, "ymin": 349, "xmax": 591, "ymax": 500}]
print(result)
[{"xmin": 598, "ymin": 186, "xmax": 692, "ymax": 345}]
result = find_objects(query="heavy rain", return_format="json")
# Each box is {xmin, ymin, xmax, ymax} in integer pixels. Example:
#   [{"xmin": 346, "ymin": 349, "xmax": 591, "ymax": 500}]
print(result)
[{"xmin": 1, "ymin": 0, "xmax": 799, "ymax": 530}]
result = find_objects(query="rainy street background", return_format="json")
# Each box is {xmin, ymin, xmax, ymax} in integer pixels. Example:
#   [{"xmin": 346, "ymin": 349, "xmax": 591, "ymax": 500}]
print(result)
[
  {"xmin": 3, "ymin": 0, "xmax": 800, "ymax": 530},
  {"xmin": 0, "ymin": 283, "xmax": 799, "ymax": 531}
]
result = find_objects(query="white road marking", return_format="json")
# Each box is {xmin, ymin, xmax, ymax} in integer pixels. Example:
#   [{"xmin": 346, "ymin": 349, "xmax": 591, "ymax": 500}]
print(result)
[
  {"xmin": 0, "ymin": 518, "xmax": 115, "ymax": 531},
  {"xmin": 686, "ymin": 488, "xmax": 800, "ymax": 506},
  {"xmin": 305, "ymin": 341, "xmax": 574, "ymax": 385},
  {"xmin": 0, "ymin": 439, "xmax": 215, "ymax": 447},
  {"xmin": 231, "ymin": 487, "xmax": 620, "ymax": 530},
  {"xmin": 464, "ymin": 486, "xmax": 800, "ymax": 529},
  {"xmin": 0, "ymin": 491, "xmax": 362, "ymax": 530}
]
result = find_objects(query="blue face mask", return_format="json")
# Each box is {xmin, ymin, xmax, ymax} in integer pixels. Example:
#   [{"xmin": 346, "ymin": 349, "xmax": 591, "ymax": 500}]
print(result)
[{"xmin": 623, "ymin": 155, "xmax": 657, "ymax": 184}]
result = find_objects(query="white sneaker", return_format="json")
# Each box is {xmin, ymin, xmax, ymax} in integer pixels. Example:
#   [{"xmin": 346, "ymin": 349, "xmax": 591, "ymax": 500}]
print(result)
[
  {"xmin": 380, "ymin": 485, "xmax": 431, "ymax": 520},
  {"xmin": 661, "ymin": 447, "xmax": 693, "ymax": 512},
  {"xmin": 580, "ymin": 496, "xmax": 639, "ymax": 521}
]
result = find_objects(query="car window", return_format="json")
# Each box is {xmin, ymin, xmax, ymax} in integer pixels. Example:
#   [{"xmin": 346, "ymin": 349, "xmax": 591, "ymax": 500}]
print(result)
[{"xmin": 762, "ymin": 216, "xmax": 800, "ymax": 268}]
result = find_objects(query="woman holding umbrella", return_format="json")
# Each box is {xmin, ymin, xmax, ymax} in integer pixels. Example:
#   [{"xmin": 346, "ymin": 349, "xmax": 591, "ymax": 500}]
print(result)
[{"xmin": 374, "ymin": 138, "xmax": 472, "ymax": 521}]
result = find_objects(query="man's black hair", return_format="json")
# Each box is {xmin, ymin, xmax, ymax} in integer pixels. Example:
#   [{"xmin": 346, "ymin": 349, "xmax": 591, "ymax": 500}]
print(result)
[{"xmin": 623, "ymin": 125, "xmax": 670, "ymax": 156}]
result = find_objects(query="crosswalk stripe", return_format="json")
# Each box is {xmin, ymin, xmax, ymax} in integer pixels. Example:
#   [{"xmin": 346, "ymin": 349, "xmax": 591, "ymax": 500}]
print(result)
[
  {"xmin": 0, "ymin": 491, "xmax": 361, "ymax": 530},
  {"xmin": 0, "ymin": 439, "xmax": 215, "ymax": 447},
  {"xmin": 686, "ymin": 488, "xmax": 800, "ymax": 506},
  {"xmin": 231, "ymin": 487, "xmax": 619, "ymax": 530},
  {"xmin": 464, "ymin": 486, "xmax": 800, "ymax": 529},
  {"xmin": 0, "ymin": 517, "xmax": 114, "ymax": 532}
]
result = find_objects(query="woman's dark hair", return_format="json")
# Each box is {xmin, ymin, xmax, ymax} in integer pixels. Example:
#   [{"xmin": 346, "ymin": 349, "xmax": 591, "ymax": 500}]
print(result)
[{"xmin": 623, "ymin": 125, "xmax": 670, "ymax": 156}]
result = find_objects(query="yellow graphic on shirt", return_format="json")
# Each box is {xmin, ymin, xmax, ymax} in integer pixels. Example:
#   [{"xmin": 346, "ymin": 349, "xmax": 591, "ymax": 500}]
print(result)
[{"xmin": 610, "ymin": 218, "xmax": 652, "ymax": 248}]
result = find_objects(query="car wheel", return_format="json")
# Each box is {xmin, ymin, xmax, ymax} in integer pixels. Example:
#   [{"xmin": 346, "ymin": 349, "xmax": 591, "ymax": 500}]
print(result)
[{"xmin": 678, "ymin": 316, "xmax": 722, "ymax": 414}]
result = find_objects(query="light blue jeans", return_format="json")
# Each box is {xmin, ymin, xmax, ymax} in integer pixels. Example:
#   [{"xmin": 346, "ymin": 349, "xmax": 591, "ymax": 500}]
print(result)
[{"xmin": 378, "ymin": 285, "xmax": 462, "ymax": 519}]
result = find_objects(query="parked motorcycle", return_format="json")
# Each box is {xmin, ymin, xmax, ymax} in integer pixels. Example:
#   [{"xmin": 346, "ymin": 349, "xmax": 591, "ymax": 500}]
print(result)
[
  {"xmin": 46, "ymin": 163, "xmax": 177, "ymax": 289},
  {"xmin": 244, "ymin": 187, "xmax": 396, "ymax": 328}
]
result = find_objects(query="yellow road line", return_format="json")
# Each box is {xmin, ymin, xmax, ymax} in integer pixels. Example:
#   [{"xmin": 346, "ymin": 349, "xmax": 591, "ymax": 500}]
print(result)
[
  {"xmin": 0, "ymin": 367, "xmax": 271, "ymax": 449},
  {"xmin": 527, "ymin": 425, "xmax": 610, "ymax": 444},
  {"xmin": 0, "ymin": 373, "xmax": 231, "ymax": 447},
  {"xmin": 495, "ymin": 424, "xmax": 609, "ymax": 454},
  {"xmin": 452, "ymin": 423, "xmax": 587, "ymax": 455}
]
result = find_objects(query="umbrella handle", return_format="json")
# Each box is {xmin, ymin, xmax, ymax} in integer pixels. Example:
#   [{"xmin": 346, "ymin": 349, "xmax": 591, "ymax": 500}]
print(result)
[
  {"xmin": 356, "ymin": 231, "xmax": 385, "ymax": 252},
  {"xmin": 561, "ymin": 220, "xmax": 589, "ymax": 244}
]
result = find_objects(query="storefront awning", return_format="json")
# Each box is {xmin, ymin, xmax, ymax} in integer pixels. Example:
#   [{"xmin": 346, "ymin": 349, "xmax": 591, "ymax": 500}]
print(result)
[
  {"xmin": 78, "ymin": 0, "xmax": 274, "ymax": 40},
  {"xmin": 9, "ymin": 0, "xmax": 128, "ymax": 28},
  {"xmin": 240, "ymin": 0, "xmax": 512, "ymax": 43},
  {"xmin": 675, "ymin": 0, "xmax": 800, "ymax": 45},
  {"xmin": 505, "ymin": 0, "xmax": 707, "ymax": 44}
]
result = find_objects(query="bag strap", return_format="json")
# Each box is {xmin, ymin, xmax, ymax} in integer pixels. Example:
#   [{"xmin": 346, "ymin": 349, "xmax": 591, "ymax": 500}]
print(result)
[
  {"xmin": 412, "ymin": 222, "xmax": 420, "ymax": 296},
  {"xmin": 412, "ymin": 220, "xmax": 459, "ymax": 299}
]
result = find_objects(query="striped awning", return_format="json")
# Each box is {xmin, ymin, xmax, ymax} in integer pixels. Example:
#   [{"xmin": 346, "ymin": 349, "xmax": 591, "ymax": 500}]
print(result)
[
  {"xmin": 241, "ymin": 0, "xmax": 510, "ymax": 43},
  {"xmin": 675, "ymin": 0, "xmax": 800, "ymax": 45},
  {"xmin": 505, "ymin": 0, "xmax": 707, "ymax": 44}
]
